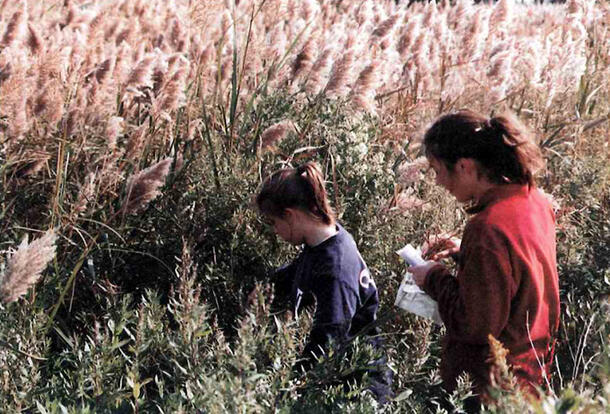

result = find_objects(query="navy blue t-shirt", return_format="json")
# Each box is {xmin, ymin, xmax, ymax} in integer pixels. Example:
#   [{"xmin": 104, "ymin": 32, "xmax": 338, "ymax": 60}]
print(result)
[{"xmin": 274, "ymin": 224, "xmax": 380, "ymax": 365}]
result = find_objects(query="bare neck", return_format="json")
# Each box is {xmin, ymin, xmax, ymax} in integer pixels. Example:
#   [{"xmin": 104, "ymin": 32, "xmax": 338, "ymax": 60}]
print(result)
[{"xmin": 304, "ymin": 220, "xmax": 338, "ymax": 247}]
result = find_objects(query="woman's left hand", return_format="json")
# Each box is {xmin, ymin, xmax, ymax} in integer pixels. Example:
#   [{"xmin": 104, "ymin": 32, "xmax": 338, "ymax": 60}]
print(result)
[{"xmin": 408, "ymin": 261, "xmax": 440, "ymax": 289}]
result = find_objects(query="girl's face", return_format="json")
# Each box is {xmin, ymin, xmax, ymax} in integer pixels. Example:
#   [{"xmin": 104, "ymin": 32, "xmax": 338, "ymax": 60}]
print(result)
[
  {"xmin": 267, "ymin": 211, "xmax": 304, "ymax": 245},
  {"xmin": 428, "ymin": 157, "xmax": 478, "ymax": 203}
]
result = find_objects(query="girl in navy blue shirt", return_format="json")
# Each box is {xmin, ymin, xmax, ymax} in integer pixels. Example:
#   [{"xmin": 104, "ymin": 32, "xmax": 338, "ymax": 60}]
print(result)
[{"xmin": 256, "ymin": 161, "xmax": 392, "ymax": 402}]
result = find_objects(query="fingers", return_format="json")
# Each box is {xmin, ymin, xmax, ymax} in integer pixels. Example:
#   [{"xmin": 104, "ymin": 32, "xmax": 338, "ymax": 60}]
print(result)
[{"xmin": 429, "ymin": 246, "xmax": 459, "ymax": 261}]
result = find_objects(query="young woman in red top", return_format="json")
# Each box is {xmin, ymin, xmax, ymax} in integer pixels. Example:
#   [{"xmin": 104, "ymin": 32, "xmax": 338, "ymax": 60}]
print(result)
[{"xmin": 409, "ymin": 110, "xmax": 560, "ymax": 406}]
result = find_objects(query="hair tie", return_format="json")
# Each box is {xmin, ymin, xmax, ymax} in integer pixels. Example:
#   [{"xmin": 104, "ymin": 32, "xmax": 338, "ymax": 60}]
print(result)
[
  {"xmin": 488, "ymin": 118, "xmax": 504, "ymax": 135},
  {"xmin": 296, "ymin": 164, "xmax": 307, "ymax": 178}
]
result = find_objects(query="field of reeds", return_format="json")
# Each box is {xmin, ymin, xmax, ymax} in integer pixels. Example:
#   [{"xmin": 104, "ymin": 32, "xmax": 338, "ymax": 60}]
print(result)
[{"xmin": 0, "ymin": 0, "xmax": 609, "ymax": 412}]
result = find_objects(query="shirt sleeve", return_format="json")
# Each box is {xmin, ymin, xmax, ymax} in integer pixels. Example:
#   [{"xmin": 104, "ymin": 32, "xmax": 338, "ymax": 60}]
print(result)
[
  {"xmin": 297, "ymin": 272, "xmax": 358, "ymax": 370},
  {"xmin": 422, "ymin": 227, "xmax": 516, "ymax": 344}
]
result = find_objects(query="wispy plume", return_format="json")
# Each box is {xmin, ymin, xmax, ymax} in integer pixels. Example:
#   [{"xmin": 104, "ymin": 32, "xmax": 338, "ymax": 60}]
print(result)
[
  {"xmin": 372, "ymin": 13, "xmax": 399, "ymax": 39},
  {"xmin": 126, "ymin": 55, "xmax": 155, "ymax": 88},
  {"xmin": 396, "ymin": 156, "xmax": 428, "ymax": 186},
  {"xmin": 304, "ymin": 49, "xmax": 332, "ymax": 95},
  {"xmin": 95, "ymin": 57, "xmax": 115, "ymax": 85},
  {"xmin": 0, "ymin": 230, "xmax": 57, "ymax": 304},
  {"xmin": 290, "ymin": 34, "xmax": 318, "ymax": 83},
  {"xmin": 323, "ymin": 50, "xmax": 354, "ymax": 97},
  {"xmin": 1, "ymin": 9, "xmax": 25, "ymax": 48},
  {"xmin": 350, "ymin": 61, "xmax": 380, "ymax": 113},
  {"xmin": 101, "ymin": 118, "xmax": 122, "ymax": 158},
  {"xmin": 73, "ymin": 172, "xmax": 97, "ymax": 216},
  {"xmin": 123, "ymin": 158, "xmax": 172, "ymax": 214},
  {"xmin": 260, "ymin": 120, "xmax": 297, "ymax": 151},
  {"xmin": 26, "ymin": 23, "xmax": 42, "ymax": 54}
]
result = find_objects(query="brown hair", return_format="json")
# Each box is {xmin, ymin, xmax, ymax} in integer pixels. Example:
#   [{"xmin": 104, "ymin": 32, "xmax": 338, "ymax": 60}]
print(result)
[
  {"xmin": 256, "ymin": 161, "xmax": 335, "ymax": 225},
  {"xmin": 423, "ymin": 110, "xmax": 544, "ymax": 186}
]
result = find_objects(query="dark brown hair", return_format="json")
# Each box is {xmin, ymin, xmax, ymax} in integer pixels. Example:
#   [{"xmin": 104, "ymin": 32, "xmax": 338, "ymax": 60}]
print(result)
[
  {"xmin": 256, "ymin": 161, "xmax": 335, "ymax": 225},
  {"xmin": 423, "ymin": 110, "xmax": 544, "ymax": 186}
]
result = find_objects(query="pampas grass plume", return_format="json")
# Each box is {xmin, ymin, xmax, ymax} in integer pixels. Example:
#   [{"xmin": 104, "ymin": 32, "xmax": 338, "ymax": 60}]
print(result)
[
  {"xmin": 1, "ymin": 230, "xmax": 57, "ymax": 303},
  {"xmin": 95, "ymin": 57, "xmax": 115, "ymax": 84},
  {"xmin": 123, "ymin": 157, "xmax": 172, "ymax": 214},
  {"xmin": 126, "ymin": 56, "xmax": 154, "ymax": 88},
  {"xmin": 372, "ymin": 13, "xmax": 398, "ymax": 38},
  {"xmin": 323, "ymin": 50, "xmax": 354, "ymax": 97},
  {"xmin": 26, "ymin": 23, "xmax": 42, "ymax": 54},
  {"xmin": 1, "ymin": 10, "xmax": 24, "ymax": 48},
  {"xmin": 397, "ymin": 156, "xmax": 428, "ymax": 186},
  {"xmin": 260, "ymin": 120, "xmax": 297, "ymax": 151},
  {"xmin": 304, "ymin": 49, "xmax": 331, "ymax": 94}
]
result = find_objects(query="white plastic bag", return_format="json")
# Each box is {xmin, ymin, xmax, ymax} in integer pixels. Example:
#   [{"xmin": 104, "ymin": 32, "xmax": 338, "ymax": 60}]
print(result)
[{"xmin": 394, "ymin": 244, "xmax": 443, "ymax": 325}]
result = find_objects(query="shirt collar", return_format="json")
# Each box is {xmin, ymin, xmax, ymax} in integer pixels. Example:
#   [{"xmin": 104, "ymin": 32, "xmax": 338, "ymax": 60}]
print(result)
[{"xmin": 466, "ymin": 184, "xmax": 532, "ymax": 214}]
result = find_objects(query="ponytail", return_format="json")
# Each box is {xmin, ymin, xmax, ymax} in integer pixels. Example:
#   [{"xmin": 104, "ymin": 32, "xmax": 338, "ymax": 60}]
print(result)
[
  {"xmin": 424, "ymin": 110, "xmax": 544, "ymax": 186},
  {"xmin": 256, "ymin": 161, "xmax": 335, "ymax": 225}
]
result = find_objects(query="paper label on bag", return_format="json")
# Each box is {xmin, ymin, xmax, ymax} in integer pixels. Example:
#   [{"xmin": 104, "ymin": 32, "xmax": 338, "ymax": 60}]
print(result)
[{"xmin": 394, "ymin": 244, "xmax": 443, "ymax": 325}]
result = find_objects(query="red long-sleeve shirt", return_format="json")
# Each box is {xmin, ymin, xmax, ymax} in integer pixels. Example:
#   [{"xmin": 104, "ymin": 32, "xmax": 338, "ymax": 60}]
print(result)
[{"xmin": 423, "ymin": 184, "xmax": 560, "ymax": 396}]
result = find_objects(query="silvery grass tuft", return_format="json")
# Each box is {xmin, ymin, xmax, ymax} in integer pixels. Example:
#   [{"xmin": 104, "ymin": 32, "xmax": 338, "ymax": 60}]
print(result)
[
  {"xmin": 122, "ymin": 157, "xmax": 172, "ymax": 214},
  {"xmin": 0, "ymin": 230, "xmax": 57, "ymax": 304},
  {"xmin": 260, "ymin": 120, "xmax": 298, "ymax": 151}
]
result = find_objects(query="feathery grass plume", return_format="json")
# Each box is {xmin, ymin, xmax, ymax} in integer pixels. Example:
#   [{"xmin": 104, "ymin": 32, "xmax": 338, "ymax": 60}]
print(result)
[
  {"xmin": 372, "ymin": 13, "xmax": 398, "ymax": 39},
  {"xmin": 323, "ymin": 50, "xmax": 354, "ymax": 97},
  {"xmin": 300, "ymin": 0, "xmax": 319, "ymax": 22},
  {"xmin": 170, "ymin": 18, "xmax": 186, "ymax": 52},
  {"xmin": 197, "ymin": 45, "xmax": 212, "ymax": 69},
  {"xmin": 113, "ymin": 42, "xmax": 133, "ymax": 83},
  {"xmin": 125, "ymin": 123, "xmax": 147, "ymax": 160},
  {"xmin": 0, "ymin": 230, "xmax": 57, "ymax": 304},
  {"xmin": 64, "ymin": 108, "xmax": 80, "ymax": 137},
  {"xmin": 160, "ymin": 65, "xmax": 187, "ymax": 113},
  {"xmin": 381, "ymin": 189, "xmax": 426, "ymax": 216},
  {"xmin": 106, "ymin": 116, "xmax": 124, "ymax": 152},
  {"xmin": 8, "ymin": 90, "xmax": 27, "ymax": 141},
  {"xmin": 1, "ymin": 9, "xmax": 25, "ymax": 48},
  {"xmin": 463, "ymin": 9, "xmax": 485, "ymax": 63},
  {"xmin": 88, "ymin": 10, "xmax": 106, "ymax": 41},
  {"xmin": 487, "ymin": 48, "xmax": 512, "ymax": 80},
  {"xmin": 116, "ymin": 25, "xmax": 133, "ymax": 45},
  {"xmin": 490, "ymin": 0, "xmax": 513, "ymax": 36},
  {"xmin": 260, "ymin": 120, "xmax": 297, "ymax": 151},
  {"xmin": 151, "ymin": 62, "xmax": 168, "ymax": 96},
  {"xmin": 95, "ymin": 57, "xmax": 115, "ymax": 84},
  {"xmin": 126, "ymin": 56, "xmax": 155, "ymax": 88},
  {"xmin": 449, "ymin": 0, "xmax": 472, "ymax": 30},
  {"xmin": 122, "ymin": 157, "xmax": 172, "ymax": 214},
  {"xmin": 352, "ymin": 61, "xmax": 379, "ymax": 93},
  {"xmin": 396, "ymin": 156, "xmax": 428, "ymax": 186},
  {"xmin": 421, "ymin": 0, "xmax": 438, "ymax": 28},
  {"xmin": 26, "ymin": 23, "xmax": 42, "ymax": 54},
  {"xmin": 413, "ymin": 31, "xmax": 430, "ymax": 79},
  {"xmin": 0, "ymin": 61, "xmax": 11, "ymax": 85},
  {"xmin": 350, "ymin": 61, "xmax": 379, "ymax": 113},
  {"xmin": 300, "ymin": 48, "xmax": 329, "ymax": 94},
  {"xmin": 73, "ymin": 172, "xmax": 96, "ymax": 216},
  {"xmin": 290, "ymin": 34, "xmax": 317, "ymax": 83},
  {"xmin": 397, "ymin": 19, "xmax": 419, "ymax": 59}
]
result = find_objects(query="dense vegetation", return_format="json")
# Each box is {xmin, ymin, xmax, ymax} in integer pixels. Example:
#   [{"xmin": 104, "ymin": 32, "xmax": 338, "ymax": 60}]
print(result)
[{"xmin": 0, "ymin": 0, "xmax": 608, "ymax": 412}]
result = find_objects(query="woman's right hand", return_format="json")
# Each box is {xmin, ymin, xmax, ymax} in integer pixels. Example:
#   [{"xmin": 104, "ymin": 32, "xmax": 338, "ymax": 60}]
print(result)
[{"xmin": 422, "ymin": 234, "xmax": 461, "ymax": 261}]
